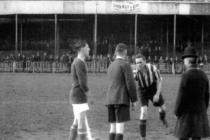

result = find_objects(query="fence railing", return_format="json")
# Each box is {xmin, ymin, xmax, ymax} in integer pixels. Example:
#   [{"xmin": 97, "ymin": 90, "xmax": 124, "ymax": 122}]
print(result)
[
  {"xmin": 12, "ymin": 61, "xmax": 71, "ymax": 73},
  {"xmin": 0, "ymin": 61, "xmax": 109, "ymax": 73},
  {"xmin": 0, "ymin": 61, "xmax": 209, "ymax": 74},
  {"xmin": 156, "ymin": 62, "xmax": 210, "ymax": 74}
]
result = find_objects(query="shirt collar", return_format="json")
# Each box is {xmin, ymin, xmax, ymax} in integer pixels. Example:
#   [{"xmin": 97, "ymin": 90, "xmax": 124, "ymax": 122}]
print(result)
[
  {"xmin": 116, "ymin": 55, "xmax": 125, "ymax": 60},
  {"xmin": 77, "ymin": 56, "xmax": 85, "ymax": 62}
]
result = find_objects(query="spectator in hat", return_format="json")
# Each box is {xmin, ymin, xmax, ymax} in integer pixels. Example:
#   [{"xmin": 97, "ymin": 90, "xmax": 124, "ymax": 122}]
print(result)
[{"xmin": 174, "ymin": 46, "xmax": 210, "ymax": 140}]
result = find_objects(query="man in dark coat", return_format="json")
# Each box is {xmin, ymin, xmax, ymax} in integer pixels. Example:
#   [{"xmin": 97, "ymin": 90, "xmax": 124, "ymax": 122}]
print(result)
[
  {"xmin": 174, "ymin": 46, "xmax": 210, "ymax": 140},
  {"xmin": 106, "ymin": 43, "xmax": 138, "ymax": 140}
]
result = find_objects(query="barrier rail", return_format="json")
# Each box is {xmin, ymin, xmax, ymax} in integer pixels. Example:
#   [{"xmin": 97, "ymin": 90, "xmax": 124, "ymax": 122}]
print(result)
[{"xmin": 0, "ymin": 61, "xmax": 209, "ymax": 74}]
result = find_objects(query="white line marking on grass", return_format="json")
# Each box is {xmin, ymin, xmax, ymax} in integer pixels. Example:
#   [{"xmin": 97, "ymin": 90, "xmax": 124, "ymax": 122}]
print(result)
[{"xmin": 1, "ymin": 100, "xmax": 69, "ymax": 105}]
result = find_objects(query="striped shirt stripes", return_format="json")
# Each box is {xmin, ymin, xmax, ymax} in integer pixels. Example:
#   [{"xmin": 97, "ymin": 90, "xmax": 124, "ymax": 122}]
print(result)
[{"xmin": 135, "ymin": 63, "xmax": 161, "ymax": 89}]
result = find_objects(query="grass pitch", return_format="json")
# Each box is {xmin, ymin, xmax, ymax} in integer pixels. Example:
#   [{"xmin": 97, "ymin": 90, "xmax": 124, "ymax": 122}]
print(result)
[{"xmin": 0, "ymin": 73, "xmax": 209, "ymax": 140}]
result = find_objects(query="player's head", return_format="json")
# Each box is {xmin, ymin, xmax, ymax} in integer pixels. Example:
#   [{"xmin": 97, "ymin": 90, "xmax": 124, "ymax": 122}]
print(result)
[
  {"xmin": 115, "ymin": 43, "xmax": 128, "ymax": 58},
  {"xmin": 135, "ymin": 53, "xmax": 146, "ymax": 68},
  {"xmin": 74, "ymin": 39, "xmax": 90, "ymax": 58}
]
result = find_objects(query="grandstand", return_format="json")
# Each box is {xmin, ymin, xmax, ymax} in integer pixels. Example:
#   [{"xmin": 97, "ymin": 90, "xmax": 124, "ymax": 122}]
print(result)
[{"xmin": 0, "ymin": 0, "xmax": 210, "ymax": 73}]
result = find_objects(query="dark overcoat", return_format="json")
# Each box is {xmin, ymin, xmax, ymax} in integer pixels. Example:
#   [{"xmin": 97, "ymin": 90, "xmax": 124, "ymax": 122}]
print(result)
[
  {"xmin": 174, "ymin": 67, "xmax": 210, "ymax": 138},
  {"xmin": 106, "ymin": 58, "xmax": 137, "ymax": 105}
]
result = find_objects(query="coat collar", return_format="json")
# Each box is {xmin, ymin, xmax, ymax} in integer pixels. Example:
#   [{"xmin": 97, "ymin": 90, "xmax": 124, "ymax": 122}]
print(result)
[
  {"xmin": 116, "ymin": 55, "xmax": 125, "ymax": 60},
  {"xmin": 186, "ymin": 64, "xmax": 199, "ymax": 71}
]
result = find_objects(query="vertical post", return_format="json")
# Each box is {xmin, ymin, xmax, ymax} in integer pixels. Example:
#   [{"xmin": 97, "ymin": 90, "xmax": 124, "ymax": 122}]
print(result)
[
  {"xmin": 134, "ymin": 14, "xmax": 138, "ymax": 55},
  {"xmin": 57, "ymin": 21, "xmax": 60, "ymax": 58},
  {"xmin": 160, "ymin": 22, "xmax": 163, "ymax": 47},
  {"xmin": 166, "ymin": 20, "xmax": 169, "ymax": 57},
  {"xmin": 93, "ymin": 14, "xmax": 97, "ymax": 55},
  {"xmin": 173, "ymin": 15, "xmax": 176, "ymax": 59},
  {"xmin": 20, "ymin": 23, "xmax": 23, "ymax": 55},
  {"xmin": 129, "ymin": 23, "xmax": 132, "ymax": 51},
  {"xmin": 201, "ymin": 23, "xmax": 204, "ymax": 56},
  {"xmin": 15, "ymin": 14, "xmax": 18, "ymax": 55},
  {"xmin": 54, "ymin": 14, "xmax": 57, "ymax": 60}
]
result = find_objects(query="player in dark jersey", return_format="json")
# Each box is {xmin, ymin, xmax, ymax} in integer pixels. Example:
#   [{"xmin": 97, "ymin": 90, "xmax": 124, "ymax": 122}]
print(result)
[{"xmin": 68, "ymin": 40, "xmax": 98, "ymax": 140}]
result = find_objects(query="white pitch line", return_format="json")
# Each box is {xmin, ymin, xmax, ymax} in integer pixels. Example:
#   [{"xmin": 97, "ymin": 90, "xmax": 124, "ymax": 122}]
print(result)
[{"xmin": 1, "ymin": 100, "xmax": 69, "ymax": 105}]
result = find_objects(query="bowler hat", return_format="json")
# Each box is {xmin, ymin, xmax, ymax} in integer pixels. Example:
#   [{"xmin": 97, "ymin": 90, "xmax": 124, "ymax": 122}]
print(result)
[{"xmin": 182, "ymin": 46, "xmax": 198, "ymax": 59}]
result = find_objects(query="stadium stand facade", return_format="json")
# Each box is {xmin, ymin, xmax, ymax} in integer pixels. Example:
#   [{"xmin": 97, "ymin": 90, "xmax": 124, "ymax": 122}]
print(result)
[{"xmin": 0, "ymin": 0, "xmax": 210, "ymax": 73}]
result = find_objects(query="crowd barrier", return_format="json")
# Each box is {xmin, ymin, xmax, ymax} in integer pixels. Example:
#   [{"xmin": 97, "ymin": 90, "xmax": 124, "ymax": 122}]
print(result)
[
  {"xmin": 0, "ymin": 61, "xmax": 109, "ymax": 73},
  {"xmin": 0, "ymin": 61, "xmax": 209, "ymax": 74},
  {"xmin": 157, "ymin": 62, "xmax": 184, "ymax": 74}
]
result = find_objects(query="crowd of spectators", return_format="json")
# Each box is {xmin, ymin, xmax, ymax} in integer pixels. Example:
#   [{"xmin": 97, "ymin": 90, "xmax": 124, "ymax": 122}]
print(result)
[
  {"xmin": 0, "ymin": 38, "xmax": 208, "ymax": 74},
  {"xmin": 0, "ymin": 50, "xmax": 208, "ymax": 66},
  {"xmin": 0, "ymin": 52, "xmax": 74, "ymax": 63},
  {"xmin": 0, "ymin": 51, "xmax": 207, "ymax": 74}
]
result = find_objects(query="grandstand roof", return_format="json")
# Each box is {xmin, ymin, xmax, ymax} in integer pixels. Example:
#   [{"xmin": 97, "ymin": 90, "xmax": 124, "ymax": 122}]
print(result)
[
  {"xmin": 1, "ymin": 0, "xmax": 209, "ymax": 1},
  {"xmin": 1, "ymin": 0, "xmax": 210, "ymax": 15}
]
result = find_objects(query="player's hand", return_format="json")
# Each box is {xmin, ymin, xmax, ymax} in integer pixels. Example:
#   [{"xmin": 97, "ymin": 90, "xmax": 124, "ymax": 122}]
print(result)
[
  {"xmin": 132, "ymin": 102, "xmax": 138, "ymax": 107},
  {"xmin": 133, "ymin": 69, "xmax": 137, "ymax": 78},
  {"xmin": 153, "ymin": 94, "xmax": 160, "ymax": 103},
  {"xmin": 86, "ymin": 91, "xmax": 90, "ymax": 96},
  {"xmin": 131, "ymin": 102, "xmax": 138, "ymax": 111},
  {"xmin": 133, "ymin": 73, "xmax": 136, "ymax": 78}
]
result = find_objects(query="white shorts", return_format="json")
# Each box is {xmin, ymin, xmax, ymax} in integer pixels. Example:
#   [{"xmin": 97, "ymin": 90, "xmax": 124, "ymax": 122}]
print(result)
[{"xmin": 72, "ymin": 103, "xmax": 89, "ymax": 114}]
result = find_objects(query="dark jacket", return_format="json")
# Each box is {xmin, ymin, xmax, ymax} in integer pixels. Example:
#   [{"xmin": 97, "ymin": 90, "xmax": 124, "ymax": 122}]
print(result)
[
  {"xmin": 70, "ymin": 58, "xmax": 89, "ymax": 104},
  {"xmin": 106, "ymin": 58, "xmax": 137, "ymax": 105},
  {"xmin": 174, "ymin": 67, "xmax": 210, "ymax": 138}
]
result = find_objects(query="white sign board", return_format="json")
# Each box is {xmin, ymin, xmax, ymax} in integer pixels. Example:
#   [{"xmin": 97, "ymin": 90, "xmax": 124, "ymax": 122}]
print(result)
[{"xmin": 112, "ymin": 1, "xmax": 148, "ymax": 14}]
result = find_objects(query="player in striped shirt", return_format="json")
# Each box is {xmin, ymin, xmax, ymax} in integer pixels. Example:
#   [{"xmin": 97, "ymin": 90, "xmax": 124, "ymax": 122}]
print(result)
[{"xmin": 134, "ymin": 53, "xmax": 168, "ymax": 140}]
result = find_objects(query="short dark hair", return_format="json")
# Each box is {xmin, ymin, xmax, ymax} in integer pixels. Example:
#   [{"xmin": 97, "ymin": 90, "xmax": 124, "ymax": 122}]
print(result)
[
  {"xmin": 135, "ymin": 53, "xmax": 146, "ymax": 60},
  {"xmin": 74, "ymin": 39, "xmax": 88, "ymax": 52},
  {"xmin": 115, "ymin": 43, "xmax": 127, "ymax": 53}
]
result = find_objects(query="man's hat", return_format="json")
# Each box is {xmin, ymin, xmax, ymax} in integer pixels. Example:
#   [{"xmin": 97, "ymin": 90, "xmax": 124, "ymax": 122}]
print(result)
[{"xmin": 182, "ymin": 46, "xmax": 198, "ymax": 59}]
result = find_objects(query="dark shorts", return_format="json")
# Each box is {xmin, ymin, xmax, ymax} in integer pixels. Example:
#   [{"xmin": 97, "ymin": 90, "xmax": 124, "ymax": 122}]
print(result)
[
  {"xmin": 107, "ymin": 104, "xmax": 130, "ymax": 123},
  {"xmin": 139, "ymin": 83, "xmax": 165, "ymax": 107}
]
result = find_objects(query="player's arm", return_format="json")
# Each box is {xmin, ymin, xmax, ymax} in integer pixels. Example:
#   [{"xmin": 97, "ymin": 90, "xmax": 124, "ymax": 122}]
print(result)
[
  {"xmin": 155, "ymin": 73, "xmax": 162, "ymax": 97},
  {"xmin": 75, "ymin": 61, "xmax": 89, "ymax": 93},
  {"xmin": 133, "ymin": 70, "xmax": 137, "ymax": 80},
  {"xmin": 131, "ymin": 64, "xmax": 138, "ymax": 80},
  {"xmin": 124, "ymin": 63, "xmax": 138, "ymax": 103},
  {"xmin": 205, "ymin": 78, "xmax": 209, "ymax": 109},
  {"xmin": 153, "ymin": 66, "xmax": 162, "ymax": 102}
]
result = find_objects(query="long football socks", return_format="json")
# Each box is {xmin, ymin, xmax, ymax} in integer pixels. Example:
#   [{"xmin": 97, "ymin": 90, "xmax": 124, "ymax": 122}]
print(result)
[
  {"xmin": 159, "ymin": 110, "xmax": 168, "ymax": 127},
  {"xmin": 115, "ymin": 134, "xmax": 123, "ymax": 140},
  {"xmin": 139, "ymin": 120, "xmax": 146, "ymax": 139},
  {"xmin": 109, "ymin": 133, "xmax": 116, "ymax": 140},
  {"xmin": 68, "ymin": 125, "xmax": 78, "ymax": 140}
]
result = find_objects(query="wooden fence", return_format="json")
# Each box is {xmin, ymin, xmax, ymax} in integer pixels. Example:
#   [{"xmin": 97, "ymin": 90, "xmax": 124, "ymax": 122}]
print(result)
[{"xmin": 0, "ymin": 61, "xmax": 209, "ymax": 74}]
